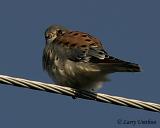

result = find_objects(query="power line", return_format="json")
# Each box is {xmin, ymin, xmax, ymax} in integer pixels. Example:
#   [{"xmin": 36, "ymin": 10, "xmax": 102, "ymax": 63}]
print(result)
[{"xmin": 0, "ymin": 74, "xmax": 159, "ymax": 112}]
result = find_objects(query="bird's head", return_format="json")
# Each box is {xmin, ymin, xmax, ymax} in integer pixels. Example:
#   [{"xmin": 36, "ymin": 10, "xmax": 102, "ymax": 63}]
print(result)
[{"xmin": 45, "ymin": 25, "xmax": 68, "ymax": 44}]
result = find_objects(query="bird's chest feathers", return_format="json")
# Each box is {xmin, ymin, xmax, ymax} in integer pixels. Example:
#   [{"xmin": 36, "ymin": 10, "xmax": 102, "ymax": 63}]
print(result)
[{"xmin": 53, "ymin": 43, "xmax": 68, "ymax": 59}]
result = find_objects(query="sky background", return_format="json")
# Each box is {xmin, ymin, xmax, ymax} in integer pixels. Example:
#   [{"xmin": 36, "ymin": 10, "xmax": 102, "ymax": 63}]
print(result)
[{"xmin": 0, "ymin": 0, "xmax": 160, "ymax": 127}]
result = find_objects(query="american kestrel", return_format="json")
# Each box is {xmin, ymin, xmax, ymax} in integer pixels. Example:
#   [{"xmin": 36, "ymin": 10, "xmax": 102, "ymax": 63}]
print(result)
[{"xmin": 43, "ymin": 25, "xmax": 141, "ymax": 92}]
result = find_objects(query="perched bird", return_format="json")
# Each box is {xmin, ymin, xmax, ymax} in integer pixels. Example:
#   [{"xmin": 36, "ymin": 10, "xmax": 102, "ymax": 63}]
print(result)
[{"xmin": 43, "ymin": 25, "xmax": 141, "ymax": 92}]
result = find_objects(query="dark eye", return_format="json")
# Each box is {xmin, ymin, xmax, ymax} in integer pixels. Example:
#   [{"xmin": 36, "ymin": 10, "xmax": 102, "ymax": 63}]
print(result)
[
  {"xmin": 45, "ymin": 33, "xmax": 52, "ymax": 39},
  {"xmin": 57, "ymin": 29, "xmax": 63, "ymax": 35}
]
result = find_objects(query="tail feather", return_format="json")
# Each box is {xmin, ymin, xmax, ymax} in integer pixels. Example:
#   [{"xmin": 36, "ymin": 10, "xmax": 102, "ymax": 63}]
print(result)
[
  {"xmin": 91, "ymin": 55, "xmax": 141, "ymax": 73},
  {"xmin": 105, "ymin": 62, "xmax": 141, "ymax": 72}
]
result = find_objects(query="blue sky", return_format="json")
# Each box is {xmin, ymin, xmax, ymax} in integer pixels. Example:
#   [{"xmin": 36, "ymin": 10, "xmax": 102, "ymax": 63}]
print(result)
[{"xmin": 0, "ymin": 0, "xmax": 159, "ymax": 127}]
